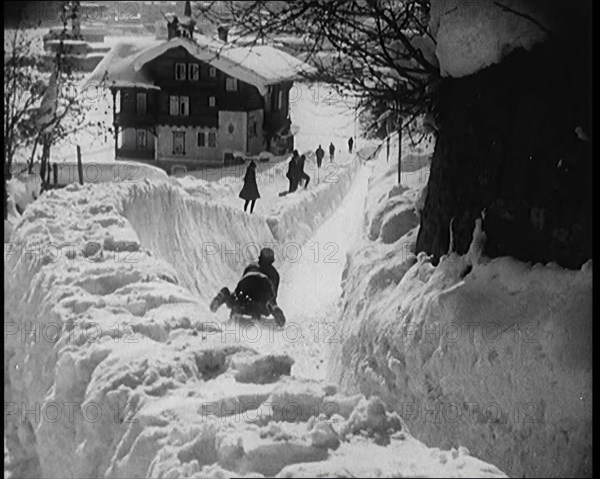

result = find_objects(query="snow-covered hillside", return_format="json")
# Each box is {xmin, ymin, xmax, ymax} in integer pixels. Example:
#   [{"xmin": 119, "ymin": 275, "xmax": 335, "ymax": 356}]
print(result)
[
  {"xmin": 330, "ymin": 139, "xmax": 592, "ymax": 477},
  {"xmin": 4, "ymin": 154, "xmax": 507, "ymax": 478}
]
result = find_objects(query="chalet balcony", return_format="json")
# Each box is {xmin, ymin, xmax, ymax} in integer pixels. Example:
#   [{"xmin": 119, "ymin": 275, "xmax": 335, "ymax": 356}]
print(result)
[
  {"xmin": 156, "ymin": 115, "xmax": 218, "ymax": 128},
  {"xmin": 115, "ymin": 113, "xmax": 157, "ymax": 128},
  {"xmin": 116, "ymin": 148, "xmax": 155, "ymax": 160},
  {"xmin": 114, "ymin": 113, "xmax": 218, "ymax": 129}
]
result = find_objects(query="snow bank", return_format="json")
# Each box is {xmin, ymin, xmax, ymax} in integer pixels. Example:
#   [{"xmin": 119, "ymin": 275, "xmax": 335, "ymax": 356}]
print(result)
[
  {"xmin": 9, "ymin": 160, "xmax": 170, "ymax": 187},
  {"xmin": 430, "ymin": 0, "xmax": 556, "ymax": 77},
  {"xmin": 331, "ymin": 148, "xmax": 592, "ymax": 477},
  {"xmin": 4, "ymin": 154, "xmax": 506, "ymax": 477}
]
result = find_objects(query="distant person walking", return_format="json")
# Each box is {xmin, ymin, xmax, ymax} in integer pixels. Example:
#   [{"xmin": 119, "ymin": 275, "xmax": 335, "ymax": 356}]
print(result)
[
  {"xmin": 329, "ymin": 142, "xmax": 335, "ymax": 162},
  {"xmin": 298, "ymin": 154, "xmax": 310, "ymax": 189},
  {"xmin": 348, "ymin": 137, "xmax": 354, "ymax": 154},
  {"xmin": 239, "ymin": 160, "xmax": 260, "ymax": 213},
  {"xmin": 315, "ymin": 145, "xmax": 325, "ymax": 168}
]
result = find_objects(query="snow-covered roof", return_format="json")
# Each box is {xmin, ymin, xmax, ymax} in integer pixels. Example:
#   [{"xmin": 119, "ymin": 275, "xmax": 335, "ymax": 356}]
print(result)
[
  {"xmin": 86, "ymin": 35, "xmax": 315, "ymax": 95},
  {"xmin": 85, "ymin": 39, "xmax": 164, "ymax": 90}
]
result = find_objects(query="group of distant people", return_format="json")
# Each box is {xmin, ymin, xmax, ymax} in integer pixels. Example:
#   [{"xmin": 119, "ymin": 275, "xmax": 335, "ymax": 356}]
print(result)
[{"xmin": 238, "ymin": 137, "xmax": 356, "ymax": 209}]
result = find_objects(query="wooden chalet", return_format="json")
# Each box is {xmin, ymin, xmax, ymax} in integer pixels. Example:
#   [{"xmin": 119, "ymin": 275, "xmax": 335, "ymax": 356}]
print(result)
[{"xmin": 86, "ymin": 9, "xmax": 314, "ymax": 172}]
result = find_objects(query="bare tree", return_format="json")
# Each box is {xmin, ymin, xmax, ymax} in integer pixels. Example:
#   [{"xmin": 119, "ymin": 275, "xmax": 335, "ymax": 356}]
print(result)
[
  {"xmin": 4, "ymin": 1, "xmax": 89, "ymax": 217},
  {"xmin": 194, "ymin": 0, "xmax": 438, "ymax": 140}
]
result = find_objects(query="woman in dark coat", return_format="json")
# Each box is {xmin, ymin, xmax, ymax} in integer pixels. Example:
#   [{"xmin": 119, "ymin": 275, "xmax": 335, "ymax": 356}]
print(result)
[{"xmin": 239, "ymin": 161, "xmax": 260, "ymax": 213}]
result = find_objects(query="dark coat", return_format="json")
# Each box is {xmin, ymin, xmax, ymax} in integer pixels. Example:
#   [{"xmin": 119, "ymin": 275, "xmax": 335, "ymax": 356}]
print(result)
[
  {"xmin": 239, "ymin": 162, "xmax": 260, "ymax": 201},
  {"xmin": 286, "ymin": 157, "xmax": 299, "ymax": 182},
  {"xmin": 297, "ymin": 155, "xmax": 306, "ymax": 174},
  {"xmin": 315, "ymin": 147, "xmax": 324, "ymax": 161},
  {"xmin": 242, "ymin": 261, "xmax": 280, "ymax": 299}
]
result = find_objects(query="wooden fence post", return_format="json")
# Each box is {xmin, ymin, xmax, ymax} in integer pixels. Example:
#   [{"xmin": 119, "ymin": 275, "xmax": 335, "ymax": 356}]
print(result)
[
  {"xmin": 397, "ymin": 123, "xmax": 402, "ymax": 184},
  {"xmin": 77, "ymin": 145, "xmax": 84, "ymax": 185}
]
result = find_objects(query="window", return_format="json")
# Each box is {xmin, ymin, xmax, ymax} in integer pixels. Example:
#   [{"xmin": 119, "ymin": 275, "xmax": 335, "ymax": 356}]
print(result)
[
  {"xmin": 136, "ymin": 92, "xmax": 147, "ymax": 114},
  {"xmin": 225, "ymin": 78, "xmax": 238, "ymax": 91},
  {"xmin": 197, "ymin": 132, "xmax": 205, "ymax": 147},
  {"xmin": 175, "ymin": 63, "xmax": 187, "ymax": 80},
  {"xmin": 188, "ymin": 63, "xmax": 199, "ymax": 81},
  {"xmin": 208, "ymin": 132, "xmax": 216, "ymax": 147},
  {"xmin": 208, "ymin": 96, "xmax": 216, "ymax": 107},
  {"xmin": 277, "ymin": 90, "xmax": 283, "ymax": 110},
  {"xmin": 249, "ymin": 119, "xmax": 257, "ymax": 138},
  {"xmin": 169, "ymin": 95, "xmax": 179, "ymax": 115},
  {"xmin": 169, "ymin": 95, "xmax": 190, "ymax": 116},
  {"xmin": 209, "ymin": 66, "xmax": 216, "ymax": 78},
  {"xmin": 179, "ymin": 96, "xmax": 189, "ymax": 116},
  {"xmin": 173, "ymin": 131, "xmax": 185, "ymax": 154},
  {"xmin": 136, "ymin": 129, "xmax": 147, "ymax": 149}
]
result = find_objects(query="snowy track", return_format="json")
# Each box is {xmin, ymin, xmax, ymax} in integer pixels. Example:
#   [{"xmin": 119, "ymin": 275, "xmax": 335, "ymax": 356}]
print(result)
[{"xmin": 232, "ymin": 163, "xmax": 370, "ymax": 382}]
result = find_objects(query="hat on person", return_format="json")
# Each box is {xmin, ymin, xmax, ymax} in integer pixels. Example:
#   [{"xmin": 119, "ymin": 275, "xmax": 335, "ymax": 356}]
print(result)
[{"xmin": 259, "ymin": 247, "xmax": 275, "ymax": 264}]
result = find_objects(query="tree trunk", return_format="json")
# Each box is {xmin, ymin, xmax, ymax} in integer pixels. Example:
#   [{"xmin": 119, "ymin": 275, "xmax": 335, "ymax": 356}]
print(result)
[
  {"xmin": 416, "ymin": 40, "xmax": 592, "ymax": 269},
  {"xmin": 53, "ymin": 163, "xmax": 58, "ymax": 185},
  {"xmin": 28, "ymin": 138, "xmax": 39, "ymax": 174},
  {"xmin": 40, "ymin": 141, "xmax": 50, "ymax": 184},
  {"xmin": 397, "ymin": 124, "xmax": 402, "ymax": 184}
]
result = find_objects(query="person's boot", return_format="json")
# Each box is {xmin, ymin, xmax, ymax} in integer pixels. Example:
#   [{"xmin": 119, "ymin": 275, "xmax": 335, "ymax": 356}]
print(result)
[
  {"xmin": 210, "ymin": 287, "xmax": 230, "ymax": 312},
  {"xmin": 271, "ymin": 305, "xmax": 286, "ymax": 327}
]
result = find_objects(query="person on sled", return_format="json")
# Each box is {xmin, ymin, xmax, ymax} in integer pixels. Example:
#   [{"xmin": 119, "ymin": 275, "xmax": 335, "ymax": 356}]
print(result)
[{"xmin": 210, "ymin": 247, "xmax": 286, "ymax": 326}]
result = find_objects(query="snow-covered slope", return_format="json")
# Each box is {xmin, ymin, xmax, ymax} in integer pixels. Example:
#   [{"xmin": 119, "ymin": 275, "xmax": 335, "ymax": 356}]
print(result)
[
  {"xmin": 4, "ymin": 156, "xmax": 506, "ymax": 478},
  {"xmin": 331, "ymin": 144, "xmax": 592, "ymax": 477}
]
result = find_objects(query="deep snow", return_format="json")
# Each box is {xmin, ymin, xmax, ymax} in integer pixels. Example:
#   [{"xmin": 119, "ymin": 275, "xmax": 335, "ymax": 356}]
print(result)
[
  {"xmin": 4, "ymin": 141, "xmax": 507, "ymax": 477},
  {"xmin": 330, "ymin": 138, "xmax": 592, "ymax": 477}
]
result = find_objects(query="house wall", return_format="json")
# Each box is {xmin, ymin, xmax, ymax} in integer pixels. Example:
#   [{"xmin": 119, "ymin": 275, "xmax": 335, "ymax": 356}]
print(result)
[
  {"xmin": 115, "ymin": 47, "xmax": 297, "ymax": 161},
  {"xmin": 263, "ymin": 81, "xmax": 292, "ymax": 139},
  {"xmin": 120, "ymin": 127, "xmax": 157, "ymax": 158},
  {"xmin": 247, "ymin": 109, "xmax": 265, "ymax": 155},
  {"xmin": 156, "ymin": 125, "xmax": 221, "ymax": 163},
  {"xmin": 218, "ymin": 111, "xmax": 247, "ymax": 155}
]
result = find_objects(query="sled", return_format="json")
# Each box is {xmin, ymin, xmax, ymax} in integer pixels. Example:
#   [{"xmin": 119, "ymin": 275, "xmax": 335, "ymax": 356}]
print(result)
[{"xmin": 229, "ymin": 303, "xmax": 286, "ymax": 327}]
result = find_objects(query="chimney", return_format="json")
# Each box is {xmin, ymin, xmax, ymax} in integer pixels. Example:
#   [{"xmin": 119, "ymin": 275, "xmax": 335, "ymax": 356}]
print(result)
[{"xmin": 217, "ymin": 25, "xmax": 229, "ymax": 43}]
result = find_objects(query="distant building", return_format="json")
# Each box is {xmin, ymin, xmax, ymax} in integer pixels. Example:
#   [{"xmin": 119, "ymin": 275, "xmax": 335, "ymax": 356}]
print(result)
[{"xmin": 87, "ymin": 21, "xmax": 313, "ymax": 171}]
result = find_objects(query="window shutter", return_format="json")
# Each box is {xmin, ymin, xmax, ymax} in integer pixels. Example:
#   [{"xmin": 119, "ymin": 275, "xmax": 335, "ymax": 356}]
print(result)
[
  {"xmin": 208, "ymin": 132, "xmax": 216, "ymax": 147},
  {"xmin": 169, "ymin": 96, "xmax": 179, "ymax": 115},
  {"xmin": 180, "ymin": 96, "xmax": 189, "ymax": 116},
  {"xmin": 189, "ymin": 64, "xmax": 199, "ymax": 81},
  {"xmin": 175, "ymin": 63, "xmax": 186, "ymax": 80}
]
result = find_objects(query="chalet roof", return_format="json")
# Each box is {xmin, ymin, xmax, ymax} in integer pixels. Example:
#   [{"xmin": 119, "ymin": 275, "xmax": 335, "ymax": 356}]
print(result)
[
  {"xmin": 85, "ymin": 38, "xmax": 163, "ymax": 90},
  {"xmin": 85, "ymin": 35, "xmax": 315, "ymax": 95}
]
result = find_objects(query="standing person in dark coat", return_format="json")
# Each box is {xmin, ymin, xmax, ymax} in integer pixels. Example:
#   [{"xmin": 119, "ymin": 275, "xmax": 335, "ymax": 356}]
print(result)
[
  {"xmin": 297, "ymin": 154, "xmax": 310, "ymax": 189},
  {"xmin": 239, "ymin": 160, "xmax": 260, "ymax": 213},
  {"xmin": 348, "ymin": 137, "xmax": 354, "ymax": 154},
  {"xmin": 315, "ymin": 145, "xmax": 325, "ymax": 168},
  {"xmin": 286, "ymin": 153, "xmax": 300, "ymax": 193},
  {"xmin": 329, "ymin": 142, "xmax": 335, "ymax": 162}
]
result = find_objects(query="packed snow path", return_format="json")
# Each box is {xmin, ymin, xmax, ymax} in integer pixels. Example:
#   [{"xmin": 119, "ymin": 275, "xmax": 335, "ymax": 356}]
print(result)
[{"xmin": 215, "ymin": 163, "xmax": 370, "ymax": 382}]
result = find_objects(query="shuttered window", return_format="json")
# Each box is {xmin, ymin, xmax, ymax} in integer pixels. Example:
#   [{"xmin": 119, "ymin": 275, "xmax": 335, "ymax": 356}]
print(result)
[
  {"xmin": 208, "ymin": 132, "xmax": 216, "ymax": 147},
  {"xmin": 188, "ymin": 63, "xmax": 199, "ymax": 80},
  {"xmin": 175, "ymin": 63, "xmax": 186, "ymax": 80}
]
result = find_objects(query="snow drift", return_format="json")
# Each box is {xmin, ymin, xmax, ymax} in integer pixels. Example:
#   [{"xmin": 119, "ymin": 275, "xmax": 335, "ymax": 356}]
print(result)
[
  {"xmin": 4, "ymin": 158, "xmax": 506, "ymax": 478},
  {"xmin": 331, "ymin": 148, "xmax": 592, "ymax": 477}
]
